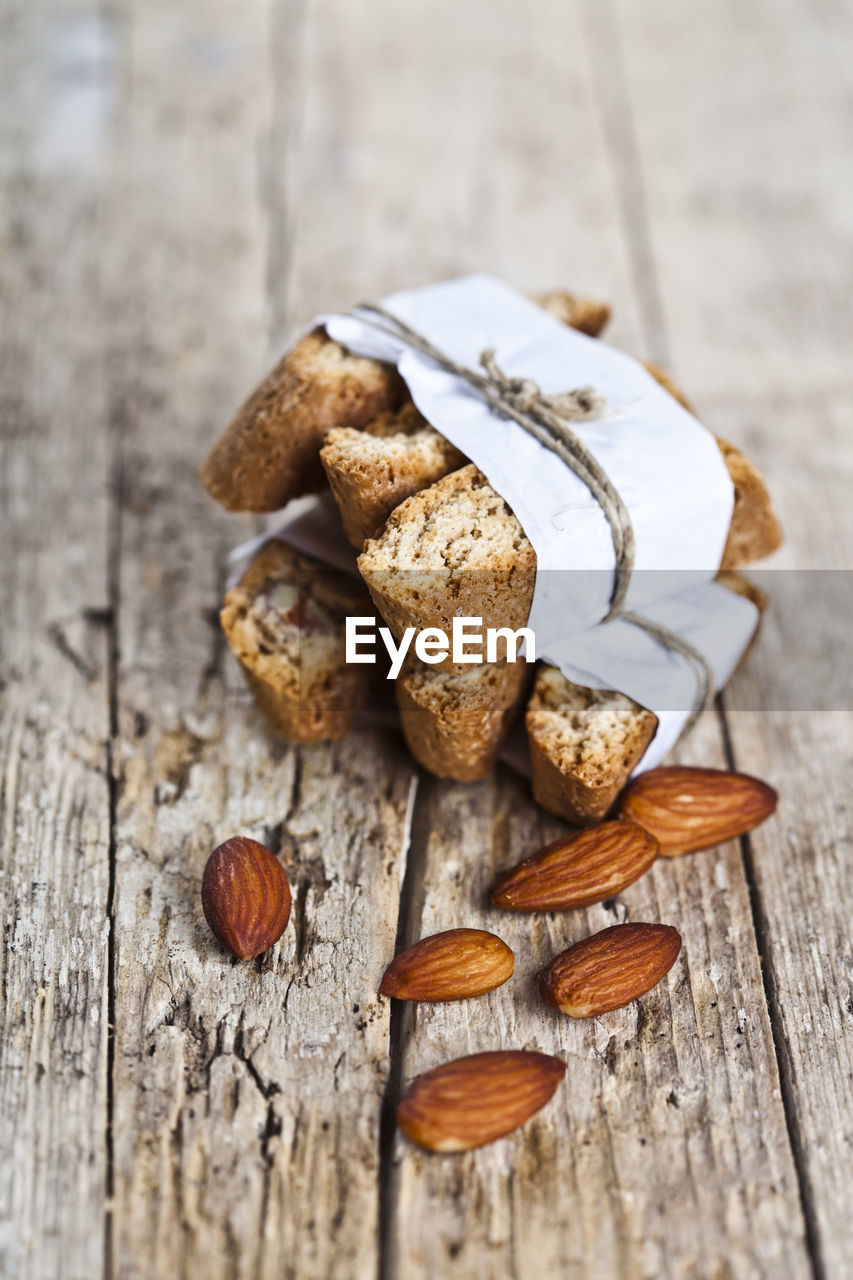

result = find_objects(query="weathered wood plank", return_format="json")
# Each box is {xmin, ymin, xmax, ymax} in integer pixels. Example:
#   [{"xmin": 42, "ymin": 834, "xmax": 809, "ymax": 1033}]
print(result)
[
  {"xmin": 103, "ymin": 3, "xmax": 417, "ymax": 1277},
  {"xmin": 4, "ymin": 0, "xmax": 849, "ymax": 1276},
  {"xmin": 610, "ymin": 0, "xmax": 853, "ymax": 405},
  {"xmin": 0, "ymin": 2, "xmax": 113, "ymax": 1276},
  {"xmin": 386, "ymin": 717, "xmax": 809, "ymax": 1279},
  {"xmin": 366, "ymin": 1, "xmax": 810, "ymax": 1276},
  {"xmin": 615, "ymin": 1, "xmax": 853, "ymax": 1273},
  {"xmin": 722, "ymin": 698, "xmax": 853, "ymax": 1280},
  {"xmin": 284, "ymin": 0, "xmax": 646, "ymax": 356}
]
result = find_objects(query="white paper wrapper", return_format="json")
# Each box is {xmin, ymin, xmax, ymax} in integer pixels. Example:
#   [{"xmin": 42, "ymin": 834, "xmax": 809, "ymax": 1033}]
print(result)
[{"xmin": 232, "ymin": 275, "xmax": 759, "ymax": 772}]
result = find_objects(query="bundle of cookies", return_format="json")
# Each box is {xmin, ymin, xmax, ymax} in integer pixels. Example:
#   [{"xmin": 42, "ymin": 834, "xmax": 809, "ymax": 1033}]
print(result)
[{"xmin": 202, "ymin": 291, "xmax": 780, "ymax": 825}]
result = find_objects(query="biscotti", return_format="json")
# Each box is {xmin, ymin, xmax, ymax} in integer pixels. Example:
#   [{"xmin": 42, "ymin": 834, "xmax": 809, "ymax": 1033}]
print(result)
[
  {"xmin": 206, "ymin": 283, "xmax": 781, "ymax": 796},
  {"xmin": 338, "ymin": 420, "xmax": 777, "ymax": 636},
  {"xmin": 221, "ymin": 540, "xmax": 375, "ymax": 743},
  {"xmin": 526, "ymin": 669, "xmax": 659, "ymax": 825},
  {"xmin": 716, "ymin": 439, "xmax": 782, "ymax": 568},
  {"xmin": 320, "ymin": 291, "xmax": 610, "ymax": 548},
  {"xmin": 644, "ymin": 362, "xmax": 782, "ymax": 568},
  {"xmin": 644, "ymin": 360, "xmax": 694, "ymax": 412},
  {"xmin": 532, "ymin": 290, "xmax": 612, "ymax": 337},
  {"xmin": 358, "ymin": 464, "xmax": 537, "ymax": 646},
  {"xmin": 320, "ymin": 400, "xmax": 467, "ymax": 548},
  {"xmin": 356, "ymin": 437, "xmax": 777, "ymax": 661},
  {"xmin": 396, "ymin": 659, "xmax": 529, "ymax": 782},
  {"xmin": 201, "ymin": 328, "xmax": 404, "ymax": 513},
  {"xmin": 202, "ymin": 291, "xmax": 606, "ymax": 516}
]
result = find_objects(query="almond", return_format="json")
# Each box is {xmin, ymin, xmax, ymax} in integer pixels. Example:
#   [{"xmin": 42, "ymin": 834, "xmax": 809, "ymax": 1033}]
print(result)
[
  {"xmin": 397, "ymin": 1050, "xmax": 565, "ymax": 1151},
  {"xmin": 619, "ymin": 765, "xmax": 777, "ymax": 857},
  {"xmin": 379, "ymin": 928, "xmax": 514, "ymax": 1001},
  {"xmin": 201, "ymin": 836, "xmax": 292, "ymax": 959},
  {"xmin": 491, "ymin": 820, "xmax": 659, "ymax": 912},
  {"xmin": 540, "ymin": 922, "xmax": 681, "ymax": 1017}
]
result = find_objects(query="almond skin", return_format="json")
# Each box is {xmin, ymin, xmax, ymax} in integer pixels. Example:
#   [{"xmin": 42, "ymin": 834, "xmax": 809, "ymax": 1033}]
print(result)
[
  {"xmin": 397, "ymin": 1050, "xmax": 565, "ymax": 1151},
  {"xmin": 491, "ymin": 821, "xmax": 659, "ymax": 912},
  {"xmin": 619, "ymin": 765, "xmax": 778, "ymax": 857},
  {"xmin": 379, "ymin": 928, "xmax": 514, "ymax": 1001},
  {"xmin": 540, "ymin": 922, "xmax": 681, "ymax": 1017},
  {"xmin": 201, "ymin": 837, "xmax": 291, "ymax": 960}
]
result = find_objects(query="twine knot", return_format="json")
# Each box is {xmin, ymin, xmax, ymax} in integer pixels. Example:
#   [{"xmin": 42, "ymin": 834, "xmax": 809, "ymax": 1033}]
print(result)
[{"xmin": 480, "ymin": 348, "xmax": 606, "ymax": 422}]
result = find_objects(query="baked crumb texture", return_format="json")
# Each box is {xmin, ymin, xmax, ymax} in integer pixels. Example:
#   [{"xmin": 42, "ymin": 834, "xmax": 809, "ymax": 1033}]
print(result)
[
  {"xmin": 526, "ymin": 667, "xmax": 658, "ymax": 825},
  {"xmin": 397, "ymin": 658, "xmax": 529, "ymax": 782},
  {"xmin": 220, "ymin": 540, "xmax": 374, "ymax": 743},
  {"xmin": 533, "ymin": 290, "xmax": 612, "ymax": 337},
  {"xmin": 320, "ymin": 400, "xmax": 466, "ymax": 547},
  {"xmin": 201, "ymin": 328, "xmax": 403, "ymax": 513},
  {"xmin": 715, "ymin": 439, "xmax": 782, "ymax": 569},
  {"xmin": 358, "ymin": 464, "xmax": 537, "ymax": 669}
]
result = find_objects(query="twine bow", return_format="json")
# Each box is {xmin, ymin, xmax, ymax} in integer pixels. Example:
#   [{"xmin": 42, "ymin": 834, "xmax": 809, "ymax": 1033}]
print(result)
[{"xmin": 347, "ymin": 302, "xmax": 714, "ymax": 732}]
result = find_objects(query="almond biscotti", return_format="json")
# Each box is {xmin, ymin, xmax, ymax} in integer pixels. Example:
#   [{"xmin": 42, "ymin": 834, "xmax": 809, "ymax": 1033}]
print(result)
[
  {"xmin": 644, "ymin": 363, "xmax": 782, "ymax": 568},
  {"xmin": 534, "ymin": 290, "xmax": 612, "ymax": 337},
  {"xmin": 526, "ymin": 669, "xmax": 659, "ymax": 825},
  {"xmin": 320, "ymin": 291, "xmax": 609, "ymax": 549},
  {"xmin": 202, "ymin": 290, "xmax": 606, "ymax": 516},
  {"xmin": 396, "ymin": 658, "xmax": 529, "ymax": 782},
  {"xmin": 333, "ymin": 385, "xmax": 777, "ymax": 607},
  {"xmin": 356, "ymin": 439, "xmax": 777, "ymax": 659},
  {"xmin": 320, "ymin": 400, "xmax": 466, "ymax": 548},
  {"xmin": 201, "ymin": 328, "xmax": 404, "ymax": 513},
  {"xmin": 716, "ymin": 439, "xmax": 782, "ymax": 568},
  {"xmin": 525, "ymin": 571, "xmax": 767, "ymax": 822},
  {"xmin": 358, "ymin": 463, "xmax": 537, "ymax": 646},
  {"xmin": 221, "ymin": 540, "xmax": 375, "ymax": 743}
]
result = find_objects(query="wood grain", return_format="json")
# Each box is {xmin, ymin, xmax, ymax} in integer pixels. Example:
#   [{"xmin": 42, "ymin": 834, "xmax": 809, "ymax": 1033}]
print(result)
[
  {"xmin": 1, "ymin": 0, "xmax": 851, "ymax": 1276},
  {"xmin": 385, "ymin": 719, "xmax": 809, "ymax": 1279},
  {"xmin": 0, "ymin": 3, "xmax": 112, "ymax": 1276},
  {"xmin": 101, "ymin": 3, "xmax": 416, "ymax": 1278},
  {"xmin": 615, "ymin": 1, "xmax": 853, "ymax": 1272}
]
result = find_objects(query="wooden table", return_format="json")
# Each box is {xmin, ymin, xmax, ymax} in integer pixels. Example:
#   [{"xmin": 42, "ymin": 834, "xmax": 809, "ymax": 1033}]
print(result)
[{"xmin": 2, "ymin": 1, "xmax": 851, "ymax": 1276}]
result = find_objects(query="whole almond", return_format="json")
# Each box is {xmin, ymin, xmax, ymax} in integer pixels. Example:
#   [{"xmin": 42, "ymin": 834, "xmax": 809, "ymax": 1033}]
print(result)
[
  {"xmin": 540, "ymin": 922, "xmax": 681, "ymax": 1017},
  {"xmin": 619, "ymin": 765, "xmax": 777, "ymax": 857},
  {"xmin": 397, "ymin": 1050, "xmax": 565, "ymax": 1151},
  {"xmin": 379, "ymin": 928, "xmax": 514, "ymax": 1001},
  {"xmin": 201, "ymin": 836, "xmax": 291, "ymax": 960},
  {"xmin": 491, "ymin": 820, "xmax": 659, "ymax": 912}
]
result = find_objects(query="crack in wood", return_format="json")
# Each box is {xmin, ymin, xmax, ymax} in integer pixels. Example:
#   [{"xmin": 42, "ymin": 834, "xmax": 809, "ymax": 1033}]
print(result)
[
  {"xmin": 579, "ymin": 0, "xmax": 671, "ymax": 368},
  {"xmin": 717, "ymin": 700, "xmax": 825, "ymax": 1280},
  {"xmin": 103, "ymin": 429, "xmax": 122, "ymax": 1280},
  {"xmin": 47, "ymin": 619, "xmax": 101, "ymax": 683},
  {"xmin": 378, "ymin": 772, "xmax": 428, "ymax": 1280}
]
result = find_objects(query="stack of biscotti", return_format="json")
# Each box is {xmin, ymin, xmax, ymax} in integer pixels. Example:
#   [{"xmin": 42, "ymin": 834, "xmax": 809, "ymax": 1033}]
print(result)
[{"xmin": 203, "ymin": 289, "xmax": 780, "ymax": 820}]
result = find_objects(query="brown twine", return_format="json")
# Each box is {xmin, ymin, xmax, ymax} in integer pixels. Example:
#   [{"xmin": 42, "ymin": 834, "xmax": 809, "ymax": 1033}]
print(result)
[{"xmin": 348, "ymin": 302, "xmax": 714, "ymax": 732}]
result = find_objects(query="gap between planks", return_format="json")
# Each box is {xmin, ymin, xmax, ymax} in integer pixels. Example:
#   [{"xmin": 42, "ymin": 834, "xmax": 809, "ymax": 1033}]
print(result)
[
  {"xmin": 378, "ymin": 772, "xmax": 425, "ymax": 1280},
  {"xmin": 716, "ymin": 704, "xmax": 825, "ymax": 1280},
  {"xmin": 580, "ymin": 0, "xmax": 670, "ymax": 369},
  {"xmin": 103, "ymin": 423, "xmax": 124, "ymax": 1278},
  {"xmin": 583, "ymin": 1, "xmax": 823, "ymax": 1274},
  {"xmin": 90, "ymin": 3, "xmax": 829, "ymax": 1274}
]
